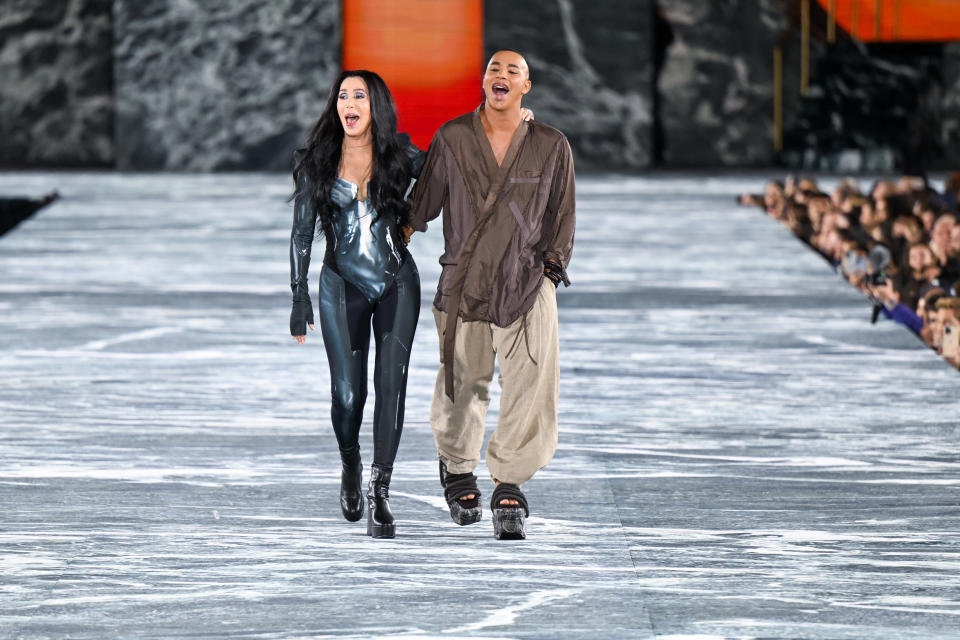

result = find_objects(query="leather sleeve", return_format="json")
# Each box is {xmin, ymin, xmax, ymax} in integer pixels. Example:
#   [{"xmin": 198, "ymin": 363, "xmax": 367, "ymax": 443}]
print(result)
[
  {"xmin": 406, "ymin": 132, "xmax": 448, "ymax": 232},
  {"xmin": 290, "ymin": 169, "xmax": 317, "ymax": 302},
  {"xmin": 397, "ymin": 132, "xmax": 427, "ymax": 179}
]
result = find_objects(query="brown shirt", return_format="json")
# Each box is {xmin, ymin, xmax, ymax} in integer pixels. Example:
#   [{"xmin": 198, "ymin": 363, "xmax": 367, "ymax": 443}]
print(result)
[
  {"xmin": 409, "ymin": 108, "xmax": 576, "ymax": 324},
  {"xmin": 409, "ymin": 107, "xmax": 576, "ymax": 398}
]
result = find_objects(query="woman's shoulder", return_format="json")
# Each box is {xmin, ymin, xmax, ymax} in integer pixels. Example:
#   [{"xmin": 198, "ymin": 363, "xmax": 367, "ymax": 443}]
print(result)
[{"xmin": 395, "ymin": 133, "xmax": 426, "ymax": 177}]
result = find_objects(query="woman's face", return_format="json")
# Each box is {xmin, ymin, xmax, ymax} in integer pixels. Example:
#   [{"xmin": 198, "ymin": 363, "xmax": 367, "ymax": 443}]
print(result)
[
  {"xmin": 933, "ymin": 218, "xmax": 955, "ymax": 249},
  {"xmin": 909, "ymin": 246, "xmax": 932, "ymax": 272},
  {"xmin": 337, "ymin": 76, "xmax": 372, "ymax": 139}
]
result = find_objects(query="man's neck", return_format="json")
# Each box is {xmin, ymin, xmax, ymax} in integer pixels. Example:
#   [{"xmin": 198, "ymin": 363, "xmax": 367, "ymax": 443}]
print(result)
[{"xmin": 482, "ymin": 102, "xmax": 523, "ymax": 134}]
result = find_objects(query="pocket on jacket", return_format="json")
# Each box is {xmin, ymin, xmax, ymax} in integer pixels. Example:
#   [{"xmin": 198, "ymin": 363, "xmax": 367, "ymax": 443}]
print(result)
[{"xmin": 510, "ymin": 171, "xmax": 541, "ymax": 184}]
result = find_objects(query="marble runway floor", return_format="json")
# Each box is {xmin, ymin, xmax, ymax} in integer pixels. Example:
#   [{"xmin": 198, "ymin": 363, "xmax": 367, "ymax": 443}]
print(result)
[{"xmin": 0, "ymin": 172, "xmax": 958, "ymax": 639}]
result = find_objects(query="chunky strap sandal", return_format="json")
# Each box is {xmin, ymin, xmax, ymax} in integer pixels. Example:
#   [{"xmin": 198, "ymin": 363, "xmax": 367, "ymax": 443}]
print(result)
[
  {"xmin": 490, "ymin": 483, "xmax": 529, "ymax": 540},
  {"xmin": 439, "ymin": 460, "xmax": 482, "ymax": 525}
]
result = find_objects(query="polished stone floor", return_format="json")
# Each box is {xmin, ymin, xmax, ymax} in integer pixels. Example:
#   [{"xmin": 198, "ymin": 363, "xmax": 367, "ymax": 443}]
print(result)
[{"xmin": 0, "ymin": 172, "xmax": 958, "ymax": 639}]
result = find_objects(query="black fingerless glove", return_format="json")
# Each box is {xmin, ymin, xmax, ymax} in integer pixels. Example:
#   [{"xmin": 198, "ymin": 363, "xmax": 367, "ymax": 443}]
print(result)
[
  {"xmin": 544, "ymin": 259, "xmax": 564, "ymax": 288},
  {"xmin": 290, "ymin": 296, "xmax": 314, "ymax": 336}
]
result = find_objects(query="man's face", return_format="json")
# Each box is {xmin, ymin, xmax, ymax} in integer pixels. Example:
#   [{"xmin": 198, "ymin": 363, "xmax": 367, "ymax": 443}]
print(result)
[
  {"xmin": 935, "ymin": 308, "xmax": 959, "ymax": 353},
  {"xmin": 933, "ymin": 217, "xmax": 955, "ymax": 248},
  {"xmin": 482, "ymin": 51, "xmax": 531, "ymax": 111}
]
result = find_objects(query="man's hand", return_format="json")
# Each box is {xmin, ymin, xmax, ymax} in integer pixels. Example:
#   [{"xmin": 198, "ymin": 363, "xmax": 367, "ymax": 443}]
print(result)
[
  {"xmin": 401, "ymin": 225, "xmax": 414, "ymax": 244},
  {"xmin": 521, "ymin": 108, "xmax": 534, "ymax": 122}
]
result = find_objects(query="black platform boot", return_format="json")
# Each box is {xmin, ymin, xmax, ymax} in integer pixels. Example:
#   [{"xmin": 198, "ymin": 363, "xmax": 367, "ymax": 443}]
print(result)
[
  {"xmin": 366, "ymin": 464, "xmax": 396, "ymax": 538},
  {"xmin": 339, "ymin": 446, "xmax": 363, "ymax": 522}
]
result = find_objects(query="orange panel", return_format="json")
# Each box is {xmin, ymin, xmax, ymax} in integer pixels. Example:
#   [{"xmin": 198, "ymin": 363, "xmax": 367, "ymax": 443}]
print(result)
[
  {"xmin": 343, "ymin": 0, "xmax": 484, "ymax": 149},
  {"xmin": 817, "ymin": 0, "xmax": 960, "ymax": 41}
]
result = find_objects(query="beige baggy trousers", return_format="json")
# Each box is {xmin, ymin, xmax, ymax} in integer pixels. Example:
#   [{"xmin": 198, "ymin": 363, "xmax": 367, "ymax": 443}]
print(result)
[{"xmin": 430, "ymin": 280, "xmax": 559, "ymax": 486}]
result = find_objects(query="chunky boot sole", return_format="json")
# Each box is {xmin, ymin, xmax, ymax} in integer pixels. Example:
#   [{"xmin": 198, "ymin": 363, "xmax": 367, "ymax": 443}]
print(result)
[
  {"xmin": 340, "ymin": 451, "xmax": 363, "ymax": 522},
  {"xmin": 367, "ymin": 514, "xmax": 396, "ymax": 538},
  {"xmin": 342, "ymin": 501, "xmax": 363, "ymax": 522},
  {"xmin": 341, "ymin": 473, "xmax": 363, "ymax": 522},
  {"xmin": 492, "ymin": 507, "xmax": 526, "ymax": 540},
  {"xmin": 449, "ymin": 501, "xmax": 482, "ymax": 526}
]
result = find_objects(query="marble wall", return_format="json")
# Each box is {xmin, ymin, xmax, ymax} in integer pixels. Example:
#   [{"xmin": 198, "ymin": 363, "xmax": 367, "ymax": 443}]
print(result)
[
  {"xmin": 0, "ymin": 0, "xmax": 114, "ymax": 167},
  {"xmin": 657, "ymin": 0, "xmax": 793, "ymax": 167},
  {"xmin": 485, "ymin": 0, "xmax": 653, "ymax": 170},
  {"xmin": 942, "ymin": 42, "xmax": 960, "ymax": 168},
  {"xmin": 113, "ymin": 0, "xmax": 340, "ymax": 171},
  {"xmin": 4, "ymin": 0, "xmax": 960, "ymax": 171}
]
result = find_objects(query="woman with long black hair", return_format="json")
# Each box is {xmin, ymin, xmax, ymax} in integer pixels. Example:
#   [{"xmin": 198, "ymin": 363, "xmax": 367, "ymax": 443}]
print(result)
[{"xmin": 288, "ymin": 70, "xmax": 424, "ymax": 538}]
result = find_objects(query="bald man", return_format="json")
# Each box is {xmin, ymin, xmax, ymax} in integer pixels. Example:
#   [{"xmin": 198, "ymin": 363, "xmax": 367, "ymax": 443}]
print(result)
[{"xmin": 407, "ymin": 49, "xmax": 576, "ymax": 540}]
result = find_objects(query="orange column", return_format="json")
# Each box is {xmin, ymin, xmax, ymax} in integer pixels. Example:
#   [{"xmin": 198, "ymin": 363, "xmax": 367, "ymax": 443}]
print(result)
[
  {"xmin": 818, "ymin": 0, "xmax": 960, "ymax": 41},
  {"xmin": 342, "ymin": 0, "xmax": 484, "ymax": 150}
]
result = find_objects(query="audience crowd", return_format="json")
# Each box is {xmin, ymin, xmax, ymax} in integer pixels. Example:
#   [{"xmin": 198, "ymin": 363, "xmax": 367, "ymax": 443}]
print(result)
[{"xmin": 740, "ymin": 173, "xmax": 960, "ymax": 370}]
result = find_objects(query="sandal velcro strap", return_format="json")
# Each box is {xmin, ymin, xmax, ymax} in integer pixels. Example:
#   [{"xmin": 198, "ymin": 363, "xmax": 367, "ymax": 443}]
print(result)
[{"xmin": 490, "ymin": 483, "xmax": 529, "ymax": 517}]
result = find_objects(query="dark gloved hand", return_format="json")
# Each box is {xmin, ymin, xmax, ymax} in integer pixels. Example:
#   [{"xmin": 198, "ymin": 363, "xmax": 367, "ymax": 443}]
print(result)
[
  {"xmin": 544, "ymin": 260, "xmax": 563, "ymax": 288},
  {"xmin": 290, "ymin": 297, "xmax": 314, "ymax": 336}
]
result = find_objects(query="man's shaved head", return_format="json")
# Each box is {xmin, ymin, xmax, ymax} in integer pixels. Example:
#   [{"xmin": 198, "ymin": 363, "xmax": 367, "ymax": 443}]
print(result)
[{"xmin": 487, "ymin": 49, "xmax": 531, "ymax": 81}]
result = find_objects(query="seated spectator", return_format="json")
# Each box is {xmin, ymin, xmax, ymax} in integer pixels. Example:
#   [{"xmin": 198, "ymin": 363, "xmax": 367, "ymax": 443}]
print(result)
[
  {"xmin": 897, "ymin": 242, "xmax": 938, "ymax": 310},
  {"xmin": 739, "ymin": 170, "xmax": 960, "ymax": 373},
  {"xmin": 943, "ymin": 171, "xmax": 960, "ymax": 210},
  {"xmin": 868, "ymin": 279, "xmax": 923, "ymax": 335},
  {"xmin": 831, "ymin": 179, "xmax": 862, "ymax": 210},
  {"xmin": 918, "ymin": 288, "xmax": 945, "ymax": 350},
  {"xmin": 890, "ymin": 214, "xmax": 924, "ymax": 267},
  {"xmin": 870, "ymin": 179, "xmax": 896, "ymax": 202},
  {"xmin": 931, "ymin": 214, "xmax": 959, "ymax": 282},
  {"xmin": 934, "ymin": 297, "xmax": 960, "ymax": 368}
]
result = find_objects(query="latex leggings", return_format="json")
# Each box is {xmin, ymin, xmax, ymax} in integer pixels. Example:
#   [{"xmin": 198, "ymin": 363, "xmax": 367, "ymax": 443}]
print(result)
[{"xmin": 317, "ymin": 256, "xmax": 419, "ymax": 467}]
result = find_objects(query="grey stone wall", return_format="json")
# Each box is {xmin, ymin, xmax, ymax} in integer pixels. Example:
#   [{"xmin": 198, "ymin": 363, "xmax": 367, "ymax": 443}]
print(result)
[
  {"xmin": 113, "ymin": 0, "xmax": 340, "ymax": 171},
  {"xmin": 485, "ymin": 0, "xmax": 653, "ymax": 170},
  {"xmin": 942, "ymin": 42, "xmax": 960, "ymax": 168},
  {"xmin": 0, "ymin": 0, "xmax": 114, "ymax": 167},
  {"xmin": 658, "ymin": 0, "xmax": 792, "ymax": 167}
]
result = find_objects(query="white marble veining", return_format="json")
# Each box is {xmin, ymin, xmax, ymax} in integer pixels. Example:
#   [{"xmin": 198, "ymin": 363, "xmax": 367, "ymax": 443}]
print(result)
[{"xmin": 0, "ymin": 172, "xmax": 958, "ymax": 639}]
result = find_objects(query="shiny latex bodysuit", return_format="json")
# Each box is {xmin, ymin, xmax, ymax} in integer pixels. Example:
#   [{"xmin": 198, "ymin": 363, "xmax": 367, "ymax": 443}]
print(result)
[{"xmin": 290, "ymin": 146, "xmax": 423, "ymax": 467}]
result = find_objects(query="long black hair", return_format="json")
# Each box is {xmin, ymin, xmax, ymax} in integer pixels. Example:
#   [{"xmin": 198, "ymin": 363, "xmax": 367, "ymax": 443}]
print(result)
[{"xmin": 292, "ymin": 70, "xmax": 411, "ymax": 235}]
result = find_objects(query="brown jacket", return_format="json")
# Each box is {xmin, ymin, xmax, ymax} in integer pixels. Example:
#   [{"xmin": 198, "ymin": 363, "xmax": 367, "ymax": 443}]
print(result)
[{"xmin": 409, "ymin": 107, "xmax": 576, "ymax": 397}]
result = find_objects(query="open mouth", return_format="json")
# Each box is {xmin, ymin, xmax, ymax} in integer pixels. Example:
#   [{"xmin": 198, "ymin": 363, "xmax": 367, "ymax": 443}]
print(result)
[
  {"xmin": 492, "ymin": 82, "xmax": 509, "ymax": 97},
  {"xmin": 345, "ymin": 114, "xmax": 360, "ymax": 126}
]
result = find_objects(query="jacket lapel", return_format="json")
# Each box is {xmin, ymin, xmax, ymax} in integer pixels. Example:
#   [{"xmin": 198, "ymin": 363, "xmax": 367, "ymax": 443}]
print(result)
[{"xmin": 471, "ymin": 108, "xmax": 528, "ymax": 219}]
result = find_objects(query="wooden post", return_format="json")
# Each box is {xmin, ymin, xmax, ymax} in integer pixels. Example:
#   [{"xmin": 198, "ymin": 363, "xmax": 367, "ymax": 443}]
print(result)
[
  {"xmin": 827, "ymin": 0, "xmax": 836, "ymax": 43},
  {"xmin": 893, "ymin": 0, "xmax": 902, "ymax": 40},
  {"xmin": 851, "ymin": 0, "xmax": 860, "ymax": 40},
  {"xmin": 874, "ymin": 0, "xmax": 882, "ymax": 39},
  {"xmin": 801, "ymin": 0, "xmax": 810, "ymax": 96},
  {"xmin": 774, "ymin": 47, "xmax": 783, "ymax": 152}
]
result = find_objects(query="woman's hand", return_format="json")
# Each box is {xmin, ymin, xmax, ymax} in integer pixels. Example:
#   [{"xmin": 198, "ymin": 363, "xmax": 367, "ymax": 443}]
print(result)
[
  {"xmin": 291, "ymin": 297, "xmax": 315, "ymax": 343},
  {"xmin": 401, "ymin": 225, "xmax": 414, "ymax": 244},
  {"xmin": 293, "ymin": 324, "xmax": 314, "ymax": 345},
  {"xmin": 521, "ymin": 108, "xmax": 535, "ymax": 122}
]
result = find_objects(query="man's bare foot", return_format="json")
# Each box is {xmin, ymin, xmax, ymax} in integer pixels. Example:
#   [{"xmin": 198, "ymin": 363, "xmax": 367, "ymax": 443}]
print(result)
[{"xmin": 493, "ymin": 479, "xmax": 519, "ymax": 506}]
